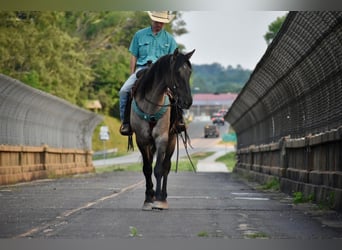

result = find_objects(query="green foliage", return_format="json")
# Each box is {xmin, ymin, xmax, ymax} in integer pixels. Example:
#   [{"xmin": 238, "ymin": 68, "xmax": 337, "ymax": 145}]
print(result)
[
  {"xmin": 0, "ymin": 11, "xmax": 93, "ymax": 104},
  {"xmin": 260, "ymin": 178, "xmax": 280, "ymax": 191},
  {"xmin": 293, "ymin": 192, "xmax": 314, "ymax": 204},
  {"xmin": 215, "ymin": 152, "xmax": 236, "ymax": 172},
  {"xmin": 0, "ymin": 11, "xmax": 187, "ymax": 116},
  {"xmin": 197, "ymin": 231, "xmax": 209, "ymax": 237},
  {"xmin": 192, "ymin": 63, "xmax": 251, "ymax": 93},
  {"xmin": 129, "ymin": 226, "xmax": 142, "ymax": 237},
  {"xmin": 245, "ymin": 232, "xmax": 268, "ymax": 239},
  {"xmin": 95, "ymin": 151, "xmax": 214, "ymax": 173},
  {"xmin": 264, "ymin": 14, "xmax": 287, "ymax": 45},
  {"xmin": 92, "ymin": 115, "xmax": 133, "ymax": 153}
]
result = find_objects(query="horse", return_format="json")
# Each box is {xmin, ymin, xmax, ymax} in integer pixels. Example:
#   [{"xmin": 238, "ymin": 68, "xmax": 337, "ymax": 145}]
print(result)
[{"xmin": 129, "ymin": 48, "xmax": 195, "ymax": 210}]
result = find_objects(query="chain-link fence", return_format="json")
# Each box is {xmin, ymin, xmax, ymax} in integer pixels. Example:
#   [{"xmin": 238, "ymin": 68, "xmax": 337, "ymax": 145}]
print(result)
[
  {"xmin": 0, "ymin": 74, "xmax": 103, "ymax": 150},
  {"xmin": 226, "ymin": 11, "xmax": 342, "ymax": 149}
]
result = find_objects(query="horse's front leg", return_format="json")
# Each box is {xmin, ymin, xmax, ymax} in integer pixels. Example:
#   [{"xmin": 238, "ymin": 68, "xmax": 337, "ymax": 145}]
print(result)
[
  {"xmin": 161, "ymin": 158, "xmax": 171, "ymax": 200},
  {"xmin": 138, "ymin": 143, "xmax": 155, "ymax": 211},
  {"xmin": 154, "ymin": 151, "xmax": 164, "ymax": 201},
  {"xmin": 153, "ymin": 135, "xmax": 175, "ymax": 210},
  {"xmin": 160, "ymin": 135, "xmax": 176, "ymax": 204},
  {"xmin": 153, "ymin": 143, "xmax": 170, "ymax": 210}
]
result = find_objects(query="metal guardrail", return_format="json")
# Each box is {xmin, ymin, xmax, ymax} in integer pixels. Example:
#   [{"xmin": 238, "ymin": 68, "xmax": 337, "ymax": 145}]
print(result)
[
  {"xmin": 226, "ymin": 11, "xmax": 342, "ymax": 149},
  {"xmin": 0, "ymin": 74, "xmax": 103, "ymax": 150}
]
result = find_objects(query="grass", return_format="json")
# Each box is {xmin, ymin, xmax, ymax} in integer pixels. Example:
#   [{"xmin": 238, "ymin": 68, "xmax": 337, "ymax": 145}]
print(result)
[
  {"xmin": 92, "ymin": 115, "xmax": 136, "ymax": 155},
  {"xmin": 293, "ymin": 192, "xmax": 314, "ymax": 204},
  {"xmin": 95, "ymin": 151, "xmax": 215, "ymax": 174},
  {"xmin": 215, "ymin": 152, "xmax": 236, "ymax": 172},
  {"xmin": 197, "ymin": 231, "xmax": 209, "ymax": 237},
  {"xmin": 259, "ymin": 178, "xmax": 280, "ymax": 191},
  {"xmin": 245, "ymin": 232, "xmax": 268, "ymax": 239}
]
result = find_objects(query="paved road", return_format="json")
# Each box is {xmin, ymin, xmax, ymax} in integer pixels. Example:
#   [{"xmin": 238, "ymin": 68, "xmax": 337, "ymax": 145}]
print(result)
[
  {"xmin": 93, "ymin": 120, "xmax": 231, "ymax": 169},
  {"xmin": 1, "ymin": 120, "xmax": 342, "ymax": 239},
  {"xmin": 1, "ymin": 171, "xmax": 342, "ymax": 239}
]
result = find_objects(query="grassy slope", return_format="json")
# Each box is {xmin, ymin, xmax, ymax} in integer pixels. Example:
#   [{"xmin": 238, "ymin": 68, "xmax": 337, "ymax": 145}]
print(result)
[
  {"xmin": 92, "ymin": 115, "xmax": 136, "ymax": 155},
  {"xmin": 92, "ymin": 115, "xmax": 237, "ymax": 172}
]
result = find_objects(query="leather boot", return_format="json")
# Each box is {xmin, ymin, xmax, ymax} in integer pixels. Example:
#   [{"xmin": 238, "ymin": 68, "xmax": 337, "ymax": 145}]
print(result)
[
  {"xmin": 119, "ymin": 93, "xmax": 133, "ymax": 136},
  {"xmin": 120, "ymin": 123, "xmax": 132, "ymax": 136}
]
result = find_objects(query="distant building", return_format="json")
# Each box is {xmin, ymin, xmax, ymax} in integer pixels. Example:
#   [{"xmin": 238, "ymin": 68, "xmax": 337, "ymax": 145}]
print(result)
[
  {"xmin": 191, "ymin": 93, "xmax": 238, "ymax": 116},
  {"xmin": 85, "ymin": 100, "xmax": 102, "ymax": 113}
]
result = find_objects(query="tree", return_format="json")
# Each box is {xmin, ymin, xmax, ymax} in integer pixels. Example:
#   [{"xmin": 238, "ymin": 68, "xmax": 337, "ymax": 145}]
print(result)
[
  {"xmin": 0, "ymin": 11, "xmax": 92, "ymax": 104},
  {"xmin": 0, "ymin": 11, "xmax": 188, "ymax": 116},
  {"xmin": 264, "ymin": 14, "xmax": 287, "ymax": 45}
]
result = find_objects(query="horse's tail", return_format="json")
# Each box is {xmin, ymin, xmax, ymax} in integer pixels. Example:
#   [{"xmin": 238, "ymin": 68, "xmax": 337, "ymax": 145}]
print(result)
[{"xmin": 127, "ymin": 135, "xmax": 134, "ymax": 151}]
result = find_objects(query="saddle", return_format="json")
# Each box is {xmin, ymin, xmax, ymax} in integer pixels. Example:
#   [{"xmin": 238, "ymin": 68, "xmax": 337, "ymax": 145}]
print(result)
[{"xmin": 121, "ymin": 64, "xmax": 152, "ymax": 136}]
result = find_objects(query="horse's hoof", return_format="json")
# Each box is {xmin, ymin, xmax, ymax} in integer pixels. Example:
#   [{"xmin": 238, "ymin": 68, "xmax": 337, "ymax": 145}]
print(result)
[
  {"xmin": 142, "ymin": 202, "xmax": 153, "ymax": 211},
  {"xmin": 152, "ymin": 201, "xmax": 169, "ymax": 210}
]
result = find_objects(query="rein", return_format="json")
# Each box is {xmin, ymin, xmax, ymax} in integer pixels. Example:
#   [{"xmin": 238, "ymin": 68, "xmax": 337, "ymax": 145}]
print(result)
[
  {"xmin": 175, "ymin": 128, "xmax": 196, "ymax": 173},
  {"xmin": 143, "ymin": 87, "xmax": 175, "ymax": 107}
]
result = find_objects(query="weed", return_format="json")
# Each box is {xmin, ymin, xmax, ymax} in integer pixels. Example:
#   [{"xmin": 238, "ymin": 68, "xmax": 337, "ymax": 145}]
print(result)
[
  {"xmin": 261, "ymin": 178, "xmax": 280, "ymax": 191},
  {"xmin": 327, "ymin": 191, "xmax": 335, "ymax": 208},
  {"xmin": 318, "ymin": 191, "xmax": 335, "ymax": 210},
  {"xmin": 129, "ymin": 226, "xmax": 142, "ymax": 238},
  {"xmin": 293, "ymin": 192, "xmax": 314, "ymax": 204},
  {"xmin": 245, "ymin": 232, "xmax": 268, "ymax": 239},
  {"xmin": 197, "ymin": 231, "xmax": 209, "ymax": 237},
  {"xmin": 293, "ymin": 192, "xmax": 304, "ymax": 204}
]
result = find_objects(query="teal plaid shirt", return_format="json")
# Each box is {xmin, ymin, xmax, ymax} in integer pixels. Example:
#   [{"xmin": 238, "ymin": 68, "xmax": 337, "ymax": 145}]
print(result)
[{"xmin": 129, "ymin": 26, "xmax": 178, "ymax": 66}]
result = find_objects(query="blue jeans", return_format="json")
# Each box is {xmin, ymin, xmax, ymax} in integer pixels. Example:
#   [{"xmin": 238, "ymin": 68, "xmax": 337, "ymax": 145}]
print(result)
[{"xmin": 119, "ymin": 67, "xmax": 146, "ymax": 122}]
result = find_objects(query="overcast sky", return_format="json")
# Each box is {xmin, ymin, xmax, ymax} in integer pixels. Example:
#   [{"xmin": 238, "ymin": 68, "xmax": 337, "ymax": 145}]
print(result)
[{"xmin": 176, "ymin": 11, "xmax": 288, "ymax": 70}]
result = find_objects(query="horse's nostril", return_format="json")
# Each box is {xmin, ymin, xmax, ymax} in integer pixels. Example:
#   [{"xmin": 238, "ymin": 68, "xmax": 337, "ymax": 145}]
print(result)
[{"xmin": 183, "ymin": 100, "xmax": 192, "ymax": 109}]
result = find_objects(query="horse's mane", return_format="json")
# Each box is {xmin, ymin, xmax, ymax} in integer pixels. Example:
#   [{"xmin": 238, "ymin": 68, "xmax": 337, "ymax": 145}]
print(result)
[{"xmin": 135, "ymin": 54, "xmax": 173, "ymax": 98}]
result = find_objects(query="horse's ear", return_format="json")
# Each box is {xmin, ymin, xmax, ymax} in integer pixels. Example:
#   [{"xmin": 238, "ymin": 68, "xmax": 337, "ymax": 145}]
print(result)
[{"xmin": 186, "ymin": 49, "xmax": 195, "ymax": 60}]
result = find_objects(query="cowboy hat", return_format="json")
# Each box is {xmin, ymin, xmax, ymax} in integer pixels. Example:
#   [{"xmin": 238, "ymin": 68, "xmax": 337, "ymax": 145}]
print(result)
[{"xmin": 147, "ymin": 11, "xmax": 175, "ymax": 23}]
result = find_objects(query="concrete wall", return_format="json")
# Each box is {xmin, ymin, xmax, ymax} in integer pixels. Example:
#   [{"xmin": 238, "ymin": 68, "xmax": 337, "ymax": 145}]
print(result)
[
  {"xmin": 0, "ymin": 145, "xmax": 94, "ymax": 185},
  {"xmin": 234, "ymin": 126, "xmax": 342, "ymax": 210},
  {"xmin": 0, "ymin": 74, "xmax": 103, "ymax": 185},
  {"xmin": 226, "ymin": 12, "xmax": 342, "ymax": 210}
]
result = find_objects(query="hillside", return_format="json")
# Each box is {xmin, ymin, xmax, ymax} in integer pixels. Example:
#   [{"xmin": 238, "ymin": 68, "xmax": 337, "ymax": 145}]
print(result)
[{"xmin": 192, "ymin": 63, "xmax": 251, "ymax": 93}]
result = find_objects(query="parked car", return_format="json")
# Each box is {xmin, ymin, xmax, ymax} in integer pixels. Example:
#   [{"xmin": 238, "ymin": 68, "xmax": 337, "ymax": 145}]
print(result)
[
  {"xmin": 217, "ymin": 108, "xmax": 228, "ymax": 116},
  {"xmin": 204, "ymin": 124, "xmax": 220, "ymax": 138},
  {"xmin": 211, "ymin": 113, "xmax": 225, "ymax": 126}
]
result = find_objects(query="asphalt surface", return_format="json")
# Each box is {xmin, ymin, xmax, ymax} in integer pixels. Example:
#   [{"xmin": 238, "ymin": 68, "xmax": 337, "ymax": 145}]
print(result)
[
  {"xmin": 1, "ymin": 121, "xmax": 342, "ymax": 239},
  {"xmin": 1, "ymin": 163, "xmax": 342, "ymax": 238}
]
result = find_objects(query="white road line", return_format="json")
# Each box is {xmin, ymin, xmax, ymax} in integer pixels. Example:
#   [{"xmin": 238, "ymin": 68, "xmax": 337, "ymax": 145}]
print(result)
[{"xmin": 14, "ymin": 179, "xmax": 144, "ymax": 238}]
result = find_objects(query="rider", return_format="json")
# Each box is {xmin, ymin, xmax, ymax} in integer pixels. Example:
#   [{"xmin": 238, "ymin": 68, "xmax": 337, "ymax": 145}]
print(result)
[{"xmin": 119, "ymin": 11, "xmax": 185, "ymax": 135}]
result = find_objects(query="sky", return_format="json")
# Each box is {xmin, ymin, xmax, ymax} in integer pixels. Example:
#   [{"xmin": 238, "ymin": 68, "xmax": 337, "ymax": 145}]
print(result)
[{"xmin": 175, "ymin": 11, "xmax": 288, "ymax": 70}]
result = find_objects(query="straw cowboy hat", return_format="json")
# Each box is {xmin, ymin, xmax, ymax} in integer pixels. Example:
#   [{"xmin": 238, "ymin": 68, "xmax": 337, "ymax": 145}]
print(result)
[{"xmin": 147, "ymin": 11, "xmax": 175, "ymax": 23}]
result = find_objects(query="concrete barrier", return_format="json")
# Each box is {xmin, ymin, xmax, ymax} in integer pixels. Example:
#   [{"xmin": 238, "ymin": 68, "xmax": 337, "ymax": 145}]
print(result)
[
  {"xmin": 234, "ymin": 126, "xmax": 342, "ymax": 210},
  {"xmin": 0, "ymin": 74, "xmax": 103, "ymax": 185}
]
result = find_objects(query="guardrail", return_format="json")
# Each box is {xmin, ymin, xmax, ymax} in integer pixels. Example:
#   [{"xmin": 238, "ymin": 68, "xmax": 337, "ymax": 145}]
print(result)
[
  {"xmin": 226, "ymin": 12, "xmax": 342, "ymax": 210},
  {"xmin": 0, "ymin": 74, "xmax": 103, "ymax": 185}
]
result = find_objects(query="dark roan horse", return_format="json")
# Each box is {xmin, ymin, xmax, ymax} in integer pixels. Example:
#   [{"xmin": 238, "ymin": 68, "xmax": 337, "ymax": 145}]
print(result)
[{"xmin": 129, "ymin": 48, "xmax": 195, "ymax": 210}]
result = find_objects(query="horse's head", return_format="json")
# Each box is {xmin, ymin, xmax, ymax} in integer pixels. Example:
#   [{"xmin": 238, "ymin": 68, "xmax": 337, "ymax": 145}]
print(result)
[{"xmin": 170, "ymin": 48, "xmax": 195, "ymax": 110}]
